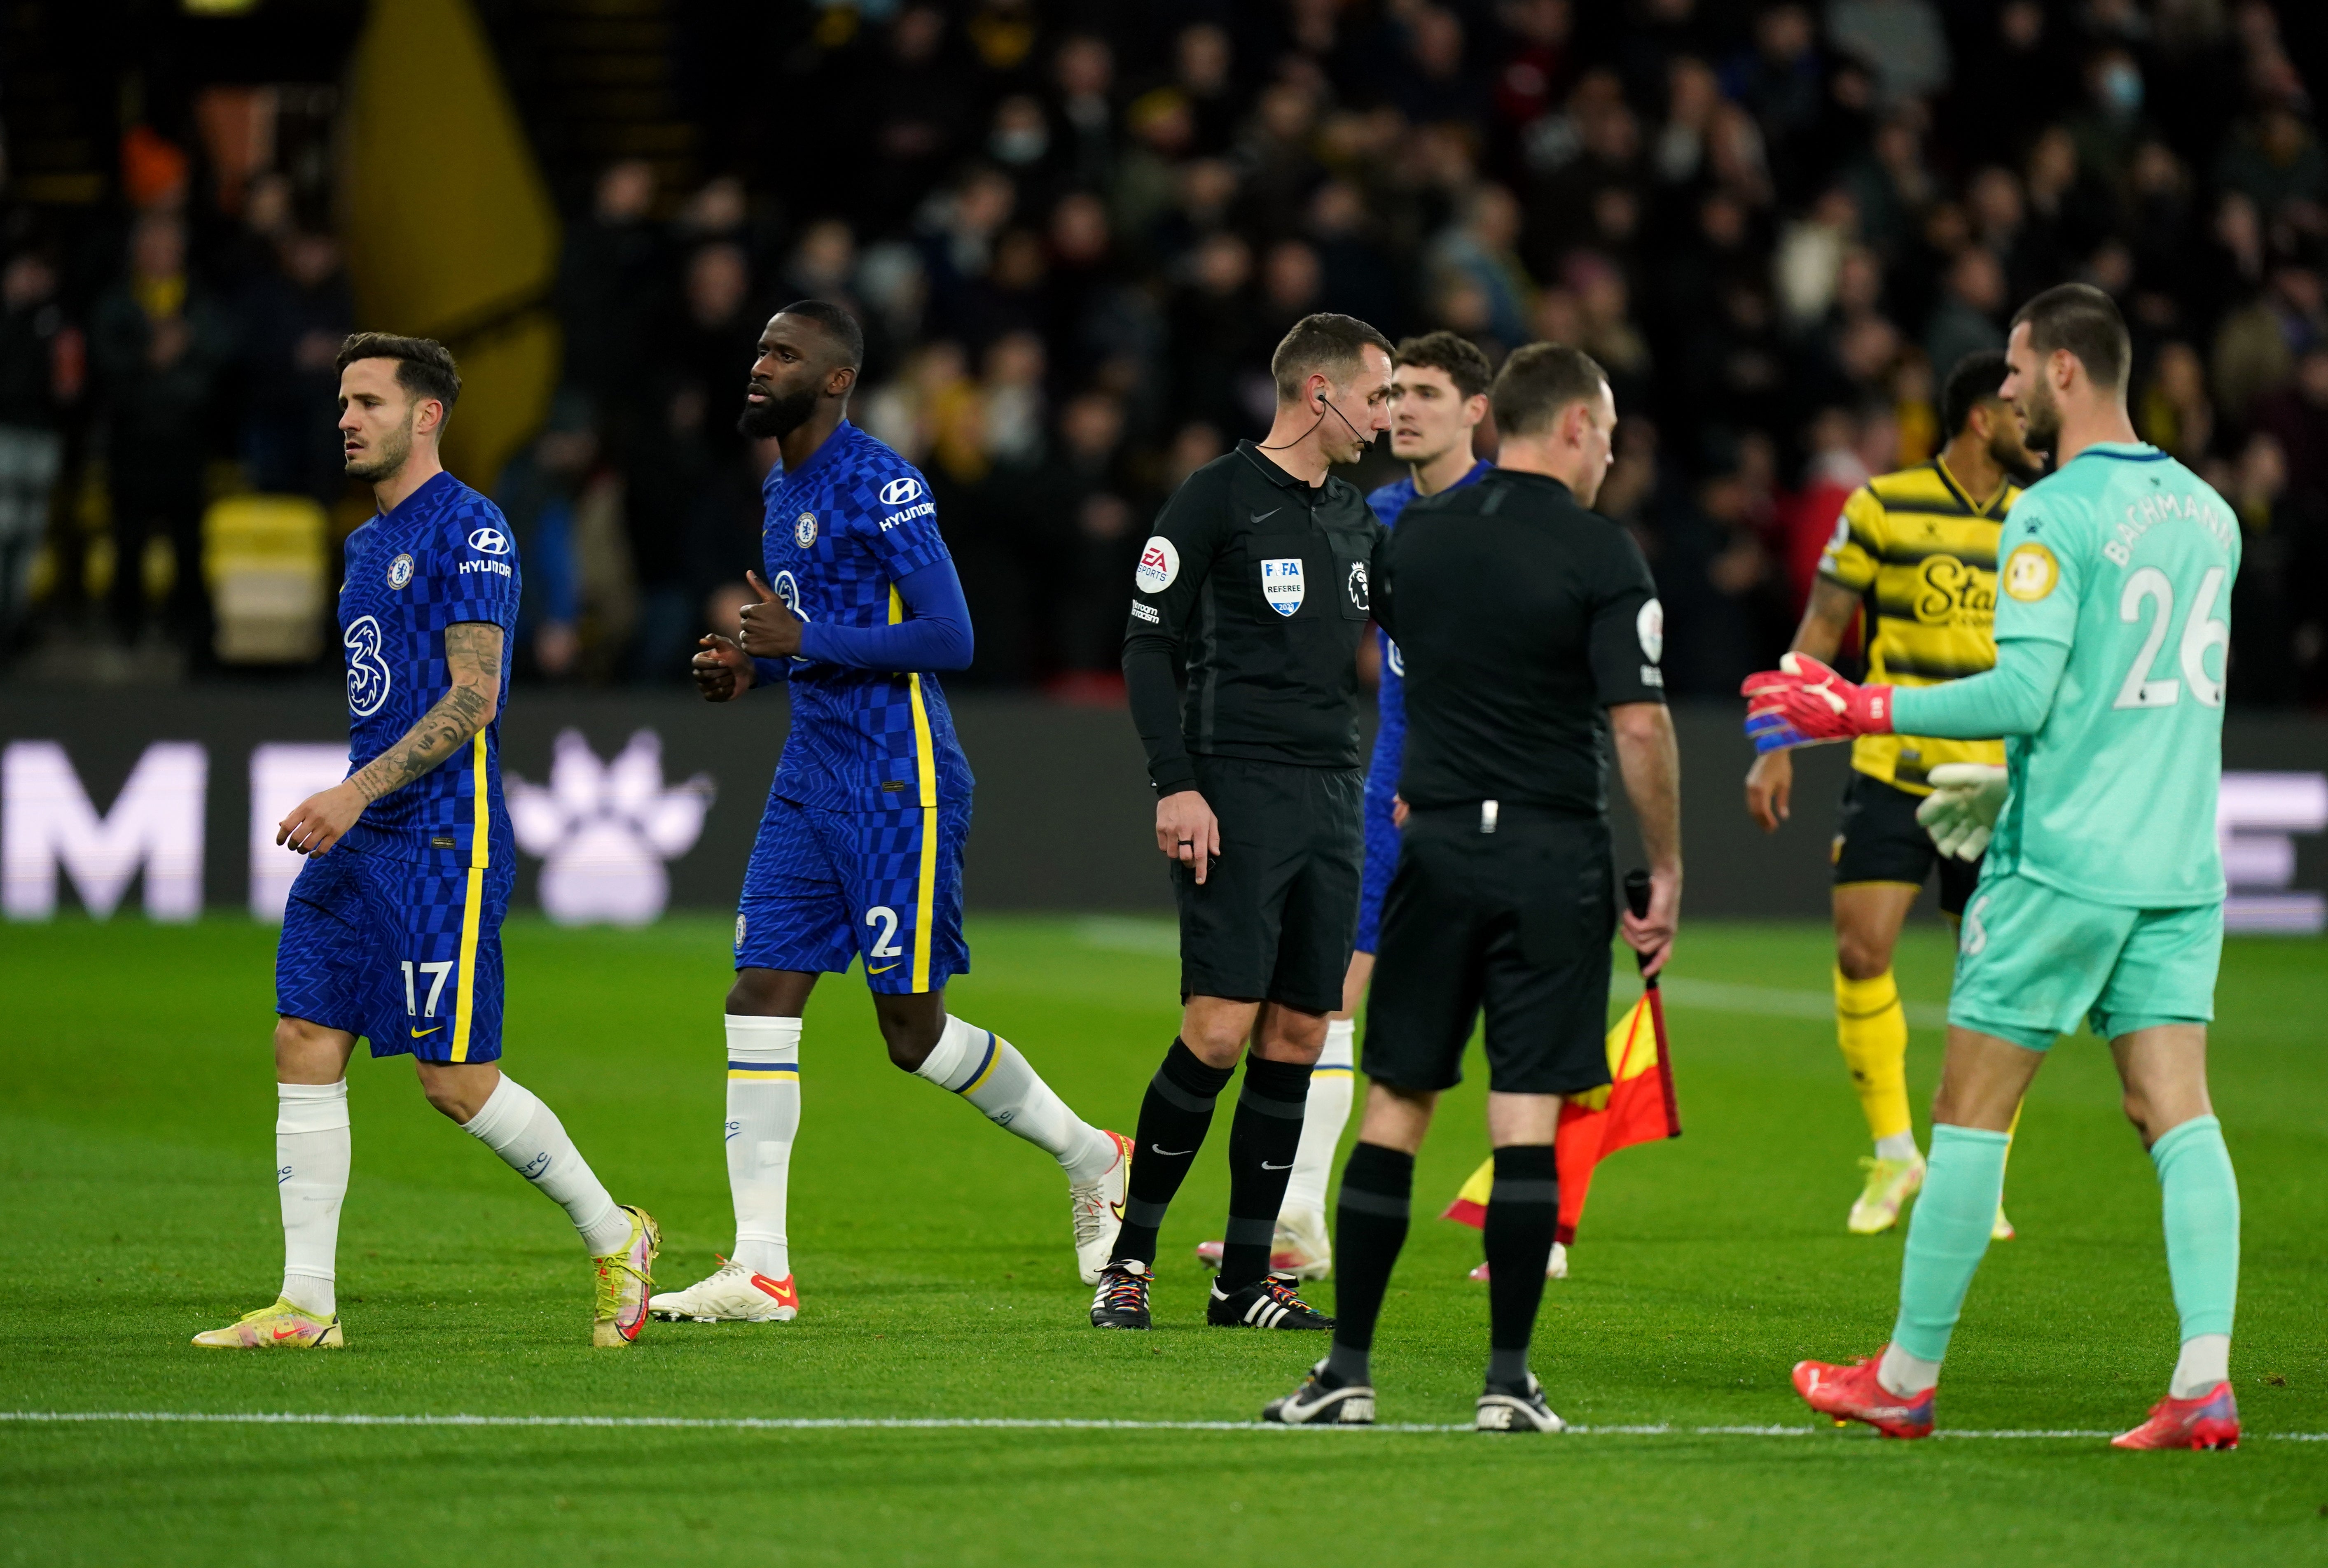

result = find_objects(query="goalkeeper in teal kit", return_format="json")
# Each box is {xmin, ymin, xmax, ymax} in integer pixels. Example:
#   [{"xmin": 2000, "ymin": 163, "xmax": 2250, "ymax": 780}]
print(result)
[{"xmin": 1744, "ymin": 285, "xmax": 2242, "ymax": 1451}]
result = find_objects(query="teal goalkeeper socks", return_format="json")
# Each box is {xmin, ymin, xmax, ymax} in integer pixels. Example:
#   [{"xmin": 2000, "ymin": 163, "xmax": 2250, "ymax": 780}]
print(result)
[
  {"xmin": 1891, "ymin": 1124, "xmax": 2011, "ymax": 1365},
  {"xmin": 2153, "ymin": 1115, "xmax": 2240, "ymax": 1342}
]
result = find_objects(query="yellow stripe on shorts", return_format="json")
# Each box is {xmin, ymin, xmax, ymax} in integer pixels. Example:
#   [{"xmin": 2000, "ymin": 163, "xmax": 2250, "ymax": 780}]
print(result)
[
  {"xmin": 892, "ymin": 585, "xmax": 942, "ymax": 994},
  {"xmin": 450, "ymin": 733, "xmax": 490, "ymax": 1063}
]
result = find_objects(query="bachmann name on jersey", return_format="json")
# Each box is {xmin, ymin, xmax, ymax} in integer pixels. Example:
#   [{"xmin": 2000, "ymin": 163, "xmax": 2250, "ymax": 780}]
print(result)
[
  {"xmin": 1122, "ymin": 441, "xmax": 1392, "ymax": 796},
  {"xmin": 756, "ymin": 422, "xmax": 974, "ymax": 813},
  {"xmin": 336, "ymin": 471, "xmax": 520, "ymax": 870},
  {"xmin": 1817, "ymin": 458, "xmax": 2020, "ymax": 793}
]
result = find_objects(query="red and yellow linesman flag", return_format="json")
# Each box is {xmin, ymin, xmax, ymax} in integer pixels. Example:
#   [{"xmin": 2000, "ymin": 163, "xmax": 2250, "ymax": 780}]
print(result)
[{"xmin": 1442, "ymin": 988, "xmax": 1679, "ymax": 1246}]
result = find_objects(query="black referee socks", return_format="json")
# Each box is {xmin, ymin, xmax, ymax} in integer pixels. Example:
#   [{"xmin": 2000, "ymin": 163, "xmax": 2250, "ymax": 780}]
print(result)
[
  {"xmin": 1324, "ymin": 1141, "xmax": 1414, "ymax": 1387},
  {"xmin": 1110, "ymin": 1039, "xmax": 1235, "ymax": 1267},
  {"xmin": 1483, "ymin": 1143, "xmax": 1559, "ymax": 1390},
  {"xmin": 1218, "ymin": 1056, "xmax": 1313, "ymax": 1291}
]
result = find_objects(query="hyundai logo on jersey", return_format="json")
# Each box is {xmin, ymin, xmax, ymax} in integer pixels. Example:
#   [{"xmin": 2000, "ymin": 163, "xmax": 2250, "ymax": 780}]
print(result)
[
  {"xmin": 879, "ymin": 477, "xmax": 921, "ymax": 506},
  {"xmin": 1261, "ymin": 557, "xmax": 1304, "ymax": 616},
  {"xmin": 467, "ymin": 527, "xmax": 511, "ymax": 555}
]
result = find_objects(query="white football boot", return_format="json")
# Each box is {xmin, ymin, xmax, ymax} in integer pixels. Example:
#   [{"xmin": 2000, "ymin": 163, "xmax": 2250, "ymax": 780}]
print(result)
[
  {"xmin": 647, "ymin": 1258, "xmax": 798, "ymax": 1323},
  {"xmin": 1071, "ymin": 1131, "xmax": 1136, "ymax": 1284}
]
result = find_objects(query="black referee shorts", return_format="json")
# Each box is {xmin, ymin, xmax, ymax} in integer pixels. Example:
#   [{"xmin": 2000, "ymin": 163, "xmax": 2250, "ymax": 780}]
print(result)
[
  {"xmin": 1172, "ymin": 755, "xmax": 1363, "ymax": 1015},
  {"xmin": 1831, "ymin": 770, "xmax": 1981, "ymax": 917},
  {"xmin": 1363, "ymin": 803, "xmax": 1616, "ymax": 1097}
]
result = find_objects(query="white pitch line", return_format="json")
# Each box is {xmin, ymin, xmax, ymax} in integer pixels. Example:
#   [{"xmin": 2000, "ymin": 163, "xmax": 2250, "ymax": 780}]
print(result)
[{"xmin": 3, "ymin": 1412, "xmax": 2318, "ymax": 1442}]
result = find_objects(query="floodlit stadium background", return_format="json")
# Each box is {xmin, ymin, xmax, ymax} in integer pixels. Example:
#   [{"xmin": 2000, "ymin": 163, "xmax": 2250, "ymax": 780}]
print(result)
[{"xmin": 2, "ymin": 0, "xmax": 2323, "ymax": 924}]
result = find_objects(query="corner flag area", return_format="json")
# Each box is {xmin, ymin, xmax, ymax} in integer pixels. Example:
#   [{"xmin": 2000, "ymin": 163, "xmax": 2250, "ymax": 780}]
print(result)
[{"xmin": 5, "ymin": 916, "xmax": 2321, "ymax": 1565}]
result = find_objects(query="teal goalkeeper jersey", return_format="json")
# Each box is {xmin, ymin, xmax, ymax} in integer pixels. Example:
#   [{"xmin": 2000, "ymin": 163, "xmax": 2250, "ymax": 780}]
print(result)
[{"xmin": 1977, "ymin": 442, "xmax": 2238, "ymax": 907}]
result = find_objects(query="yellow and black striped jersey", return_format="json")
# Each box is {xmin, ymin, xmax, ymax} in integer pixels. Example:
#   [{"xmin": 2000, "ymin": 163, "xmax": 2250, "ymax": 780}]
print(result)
[{"xmin": 1816, "ymin": 458, "xmax": 2017, "ymax": 793}]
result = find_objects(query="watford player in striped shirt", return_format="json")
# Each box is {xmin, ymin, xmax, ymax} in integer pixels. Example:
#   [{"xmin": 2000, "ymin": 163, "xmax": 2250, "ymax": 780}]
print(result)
[{"xmin": 1744, "ymin": 352, "xmax": 2041, "ymax": 1237}]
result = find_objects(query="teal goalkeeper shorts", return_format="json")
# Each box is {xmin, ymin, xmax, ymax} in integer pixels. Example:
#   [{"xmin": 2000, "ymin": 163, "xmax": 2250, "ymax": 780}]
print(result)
[{"xmin": 1949, "ymin": 869, "xmax": 2222, "ymax": 1050}]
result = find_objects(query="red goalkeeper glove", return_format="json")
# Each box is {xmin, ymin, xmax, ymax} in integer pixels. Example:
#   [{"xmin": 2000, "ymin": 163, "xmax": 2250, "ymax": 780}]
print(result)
[{"xmin": 1741, "ymin": 653, "xmax": 1896, "ymax": 753}]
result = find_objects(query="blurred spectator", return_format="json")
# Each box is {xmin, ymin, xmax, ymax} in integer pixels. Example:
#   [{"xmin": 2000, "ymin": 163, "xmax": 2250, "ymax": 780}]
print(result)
[
  {"xmin": 2138, "ymin": 341, "xmax": 2216, "ymax": 464},
  {"xmin": 557, "ymin": 160, "xmax": 660, "ymax": 416},
  {"xmin": 1426, "ymin": 185, "xmax": 1533, "ymax": 348},
  {"xmin": 2225, "ymin": 432, "xmax": 2299, "ymax": 706},
  {"xmin": 0, "ymin": 252, "xmax": 79, "ymax": 652},
  {"xmin": 1825, "ymin": 0, "xmax": 1949, "ymax": 107},
  {"xmin": 1050, "ymin": 35, "xmax": 1119, "ymax": 193},
  {"xmin": 2213, "ymin": 263, "xmax": 2325, "ymax": 425},
  {"xmin": 1924, "ymin": 247, "xmax": 2007, "ymax": 385},
  {"xmin": 496, "ymin": 390, "xmax": 598, "ymax": 681},
  {"xmin": 236, "ymin": 231, "xmax": 353, "ymax": 502},
  {"xmin": 90, "ymin": 214, "xmax": 230, "ymax": 652}
]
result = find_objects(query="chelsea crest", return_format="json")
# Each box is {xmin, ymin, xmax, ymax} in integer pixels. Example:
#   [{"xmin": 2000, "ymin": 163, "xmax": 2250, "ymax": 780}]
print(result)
[
  {"xmin": 795, "ymin": 513, "xmax": 818, "ymax": 548},
  {"xmin": 386, "ymin": 553, "xmax": 414, "ymax": 590}
]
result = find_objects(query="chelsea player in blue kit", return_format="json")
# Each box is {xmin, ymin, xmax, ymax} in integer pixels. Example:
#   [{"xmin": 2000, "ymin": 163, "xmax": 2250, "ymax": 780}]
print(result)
[
  {"xmin": 653, "ymin": 303, "xmax": 1129, "ymax": 1324},
  {"xmin": 1194, "ymin": 331, "xmax": 1495, "ymax": 1283},
  {"xmin": 195, "ymin": 336, "xmax": 659, "ymax": 1352}
]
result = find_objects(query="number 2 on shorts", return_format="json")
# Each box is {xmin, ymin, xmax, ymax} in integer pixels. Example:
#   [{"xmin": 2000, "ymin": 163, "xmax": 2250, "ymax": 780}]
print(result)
[{"xmin": 865, "ymin": 905, "xmax": 904, "ymax": 959}]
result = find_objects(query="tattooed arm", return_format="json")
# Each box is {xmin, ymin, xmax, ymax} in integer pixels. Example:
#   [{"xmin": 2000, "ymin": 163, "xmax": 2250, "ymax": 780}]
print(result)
[{"xmin": 280, "ymin": 622, "xmax": 505, "ymax": 856}]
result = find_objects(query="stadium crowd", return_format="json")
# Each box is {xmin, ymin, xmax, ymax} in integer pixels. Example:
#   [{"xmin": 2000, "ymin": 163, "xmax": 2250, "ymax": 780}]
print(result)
[{"xmin": 1, "ymin": 0, "xmax": 2323, "ymax": 702}]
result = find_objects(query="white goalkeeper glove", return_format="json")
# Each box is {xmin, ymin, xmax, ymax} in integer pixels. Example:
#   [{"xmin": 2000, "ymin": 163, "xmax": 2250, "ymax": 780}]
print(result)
[{"xmin": 1915, "ymin": 763, "xmax": 2009, "ymax": 862}]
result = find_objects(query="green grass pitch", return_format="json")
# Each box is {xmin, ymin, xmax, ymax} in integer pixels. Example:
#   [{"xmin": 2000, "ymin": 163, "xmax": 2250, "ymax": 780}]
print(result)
[{"xmin": 4, "ymin": 914, "xmax": 2324, "ymax": 1566}]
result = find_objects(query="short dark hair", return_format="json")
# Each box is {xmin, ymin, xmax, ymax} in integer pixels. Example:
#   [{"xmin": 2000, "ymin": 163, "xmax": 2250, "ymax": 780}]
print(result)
[
  {"xmin": 2010, "ymin": 282, "xmax": 2130, "ymax": 391},
  {"xmin": 775, "ymin": 298, "xmax": 866, "ymax": 372},
  {"xmin": 1393, "ymin": 331, "xmax": 1494, "ymax": 401},
  {"xmin": 1270, "ymin": 312, "xmax": 1395, "ymax": 404},
  {"xmin": 336, "ymin": 333, "xmax": 461, "ymax": 415},
  {"xmin": 1941, "ymin": 349, "xmax": 2010, "ymax": 436},
  {"xmin": 1490, "ymin": 342, "xmax": 1609, "ymax": 437}
]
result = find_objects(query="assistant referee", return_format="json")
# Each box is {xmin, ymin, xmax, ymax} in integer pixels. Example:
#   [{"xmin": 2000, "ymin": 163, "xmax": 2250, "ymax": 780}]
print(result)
[
  {"xmin": 1262, "ymin": 343, "xmax": 1683, "ymax": 1431},
  {"xmin": 1089, "ymin": 313, "xmax": 1395, "ymax": 1335}
]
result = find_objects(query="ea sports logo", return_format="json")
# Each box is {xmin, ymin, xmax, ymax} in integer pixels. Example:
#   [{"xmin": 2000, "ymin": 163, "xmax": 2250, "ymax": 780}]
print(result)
[
  {"xmin": 1135, "ymin": 535, "xmax": 1180, "ymax": 594},
  {"xmin": 880, "ymin": 477, "xmax": 921, "ymax": 506},
  {"xmin": 467, "ymin": 527, "xmax": 511, "ymax": 555}
]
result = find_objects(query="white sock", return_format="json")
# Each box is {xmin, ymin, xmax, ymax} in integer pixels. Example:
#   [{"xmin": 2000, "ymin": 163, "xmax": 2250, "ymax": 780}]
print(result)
[
  {"xmin": 1878, "ymin": 1342, "xmax": 1942, "ymax": 1396},
  {"xmin": 915, "ymin": 1014, "xmax": 1115, "ymax": 1184},
  {"xmin": 2170, "ymin": 1332, "xmax": 2231, "ymax": 1398},
  {"xmin": 462, "ymin": 1075, "xmax": 631, "ymax": 1254},
  {"xmin": 277, "ymin": 1080, "xmax": 350, "ymax": 1317},
  {"xmin": 1282, "ymin": 1018, "xmax": 1356, "ymax": 1218},
  {"xmin": 726, "ymin": 1015, "xmax": 801, "ymax": 1279},
  {"xmin": 1875, "ymin": 1131, "xmax": 1919, "ymax": 1162}
]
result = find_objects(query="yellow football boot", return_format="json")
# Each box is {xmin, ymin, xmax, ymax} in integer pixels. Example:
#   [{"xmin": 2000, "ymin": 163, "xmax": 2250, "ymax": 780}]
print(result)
[
  {"xmin": 591, "ymin": 1204, "xmax": 660, "ymax": 1347},
  {"xmin": 192, "ymin": 1297, "xmax": 343, "ymax": 1349},
  {"xmin": 1992, "ymin": 1206, "xmax": 2016, "ymax": 1241},
  {"xmin": 1847, "ymin": 1153, "xmax": 1926, "ymax": 1234}
]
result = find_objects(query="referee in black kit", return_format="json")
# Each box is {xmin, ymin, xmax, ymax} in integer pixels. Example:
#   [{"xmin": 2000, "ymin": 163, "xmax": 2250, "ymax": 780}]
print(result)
[
  {"xmin": 1089, "ymin": 314, "xmax": 1395, "ymax": 1334},
  {"xmin": 1263, "ymin": 343, "xmax": 1683, "ymax": 1430}
]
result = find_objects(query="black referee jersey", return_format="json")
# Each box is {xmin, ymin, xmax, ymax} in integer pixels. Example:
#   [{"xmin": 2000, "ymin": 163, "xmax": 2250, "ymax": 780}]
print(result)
[
  {"xmin": 1362, "ymin": 466, "xmax": 1667, "ymax": 1095},
  {"xmin": 1122, "ymin": 441, "xmax": 1391, "ymax": 797},
  {"xmin": 1388, "ymin": 467, "xmax": 1664, "ymax": 811}
]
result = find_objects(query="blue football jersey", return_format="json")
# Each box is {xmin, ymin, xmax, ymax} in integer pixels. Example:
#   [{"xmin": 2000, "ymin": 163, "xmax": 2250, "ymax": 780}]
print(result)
[
  {"xmin": 1362, "ymin": 460, "xmax": 1491, "ymax": 790},
  {"xmin": 760, "ymin": 421, "xmax": 974, "ymax": 812},
  {"xmin": 336, "ymin": 470, "xmax": 520, "ymax": 867}
]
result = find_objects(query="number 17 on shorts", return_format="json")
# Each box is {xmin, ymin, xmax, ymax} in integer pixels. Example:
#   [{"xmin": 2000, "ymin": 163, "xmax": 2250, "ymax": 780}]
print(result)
[{"xmin": 733, "ymin": 796, "xmax": 972, "ymax": 993}]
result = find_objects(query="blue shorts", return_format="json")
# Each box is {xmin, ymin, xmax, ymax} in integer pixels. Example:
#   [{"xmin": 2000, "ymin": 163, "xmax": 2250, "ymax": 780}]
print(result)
[
  {"xmin": 276, "ymin": 846, "xmax": 512, "ymax": 1064},
  {"xmin": 735, "ymin": 793, "xmax": 970, "ymax": 994},
  {"xmin": 1354, "ymin": 781, "xmax": 1401, "ymax": 955}
]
